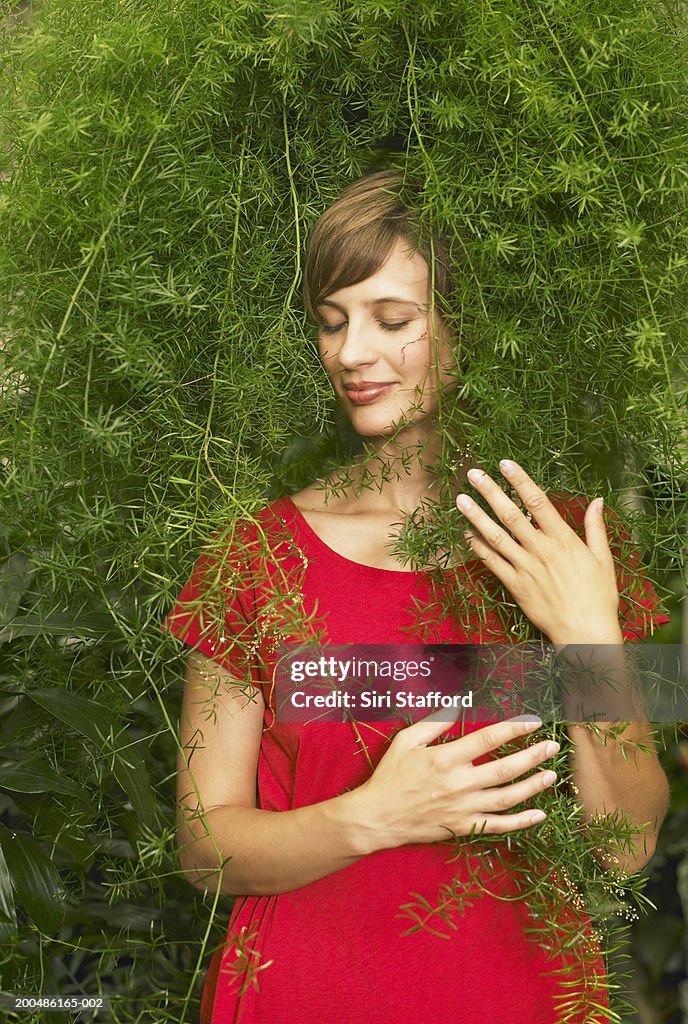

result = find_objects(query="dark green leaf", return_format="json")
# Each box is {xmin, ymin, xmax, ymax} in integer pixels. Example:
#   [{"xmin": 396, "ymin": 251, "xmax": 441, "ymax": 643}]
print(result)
[
  {"xmin": 0, "ymin": 841, "xmax": 17, "ymax": 945},
  {"xmin": 27, "ymin": 688, "xmax": 119, "ymax": 745},
  {"xmin": 0, "ymin": 612, "xmax": 115, "ymax": 646},
  {"xmin": 28, "ymin": 688, "xmax": 155, "ymax": 825},
  {"xmin": 0, "ymin": 761, "xmax": 84, "ymax": 798},
  {"xmin": 0, "ymin": 824, "xmax": 66, "ymax": 933},
  {"xmin": 0, "ymin": 552, "xmax": 34, "ymax": 623},
  {"xmin": 110, "ymin": 752, "xmax": 156, "ymax": 827}
]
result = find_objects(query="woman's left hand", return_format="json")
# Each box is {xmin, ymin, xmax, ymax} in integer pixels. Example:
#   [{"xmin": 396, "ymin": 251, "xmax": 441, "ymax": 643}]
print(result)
[{"xmin": 455, "ymin": 460, "xmax": 622, "ymax": 647}]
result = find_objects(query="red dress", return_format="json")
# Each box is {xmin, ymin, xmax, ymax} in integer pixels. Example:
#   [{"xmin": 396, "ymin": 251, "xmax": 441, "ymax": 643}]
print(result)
[{"xmin": 165, "ymin": 493, "xmax": 670, "ymax": 1024}]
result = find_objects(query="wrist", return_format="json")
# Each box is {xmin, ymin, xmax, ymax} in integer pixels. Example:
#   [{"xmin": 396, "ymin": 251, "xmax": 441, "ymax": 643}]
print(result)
[
  {"xmin": 329, "ymin": 783, "xmax": 389, "ymax": 858},
  {"xmin": 549, "ymin": 624, "xmax": 624, "ymax": 654}
]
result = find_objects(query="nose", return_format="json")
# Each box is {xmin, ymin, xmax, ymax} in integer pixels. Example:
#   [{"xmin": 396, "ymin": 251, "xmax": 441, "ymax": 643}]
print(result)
[{"xmin": 330, "ymin": 317, "xmax": 378, "ymax": 370}]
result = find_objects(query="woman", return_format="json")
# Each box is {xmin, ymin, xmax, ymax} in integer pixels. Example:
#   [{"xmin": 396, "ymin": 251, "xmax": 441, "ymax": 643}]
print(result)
[{"xmin": 166, "ymin": 170, "xmax": 670, "ymax": 1023}]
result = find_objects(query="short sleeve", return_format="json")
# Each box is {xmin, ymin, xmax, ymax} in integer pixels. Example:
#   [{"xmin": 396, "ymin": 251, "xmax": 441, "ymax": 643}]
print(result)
[
  {"xmin": 550, "ymin": 492, "xmax": 672, "ymax": 643},
  {"xmin": 163, "ymin": 532, "xmax": 258, "ymax": 679}
]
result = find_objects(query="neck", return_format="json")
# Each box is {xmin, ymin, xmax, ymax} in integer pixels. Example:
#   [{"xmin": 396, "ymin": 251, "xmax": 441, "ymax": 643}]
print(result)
[{"xmin": 345, "ymin": 414, "xmax": 474, "ymax": 515}]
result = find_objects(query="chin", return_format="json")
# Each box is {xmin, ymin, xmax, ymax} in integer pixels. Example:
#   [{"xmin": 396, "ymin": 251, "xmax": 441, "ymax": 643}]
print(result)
[
  {"xmin": 346, "ymin": 419, "xmax": 394, "ymax": 438},
  {"xmin": 348, "ymin": 408, "xmax": 431, "ymax": 437}
]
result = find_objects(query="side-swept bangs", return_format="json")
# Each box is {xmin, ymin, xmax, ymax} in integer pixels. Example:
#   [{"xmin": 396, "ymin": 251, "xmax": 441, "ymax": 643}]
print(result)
[{"xmin": 302, "ymin": 169, "xmax": 454, "ymax": 324}]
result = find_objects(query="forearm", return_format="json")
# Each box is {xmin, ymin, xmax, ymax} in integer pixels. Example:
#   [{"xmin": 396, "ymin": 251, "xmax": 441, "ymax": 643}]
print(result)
[
  {"xmin": 557, "ymin": 637, "xmax": 669, "ymax": 874},
  {"xmin": 177, "ymin": 789, "xmax": 378, "ymax": 897},
  {"xmin": 566, "ymin": 721, "xmax": 669, "ymax": 873}
]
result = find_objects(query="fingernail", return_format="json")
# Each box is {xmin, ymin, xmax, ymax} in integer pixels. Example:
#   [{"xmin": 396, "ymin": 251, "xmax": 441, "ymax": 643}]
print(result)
[
  {"xmin": 542, "ymin": 771, "xmax": 557, "ymax": 787},
  {"xmin": 530, "ymin": 810, "xmax": 546, "ymax": 824},
  {"xmin": 545, "ymin": 741, "xmax": 560, "ymax": 757},
  {"xmin": 456, "ymin": 494, "xmax": 473, "ymax": 510},
  {"xmin": 595, "ymin": 497, "xmax": 604, "ymax": 513},
  {"xmin": 466, "ymin": 468, "xmax": 485, "ymax": 485},
  {"xmin": 523, "ymin": 718, "xmax": 542, "ymax": 732},
  {"xmin": 499, "ymin": 459, "xmax": 517, "ymax": 476}
]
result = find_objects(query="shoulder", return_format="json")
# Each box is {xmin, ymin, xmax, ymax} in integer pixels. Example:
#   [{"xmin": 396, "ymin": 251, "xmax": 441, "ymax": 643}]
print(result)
[
  {"xmin": 288, "ymin": 480, "xmax": 353, "ymax": 515},
  {"xmin": 193, "ymin": 497, "xmax": 299, "ymax": 583}
]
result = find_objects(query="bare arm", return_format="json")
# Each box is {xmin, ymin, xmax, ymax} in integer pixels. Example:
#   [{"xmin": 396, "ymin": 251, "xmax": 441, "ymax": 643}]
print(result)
[
  {"xmin": 567, "ymin": 719, "xmax": 669, "ymax": 874},
  {"xmin": 453, "ymin": 461, "xmax": 670, "ymax": 877},
  {"xmin": 176, "ymin": 652, "xmax": 373, "ymax": 897},
  {"xmin": 558, "ymin": 635, "xmax": 670, "ymax": 875}
]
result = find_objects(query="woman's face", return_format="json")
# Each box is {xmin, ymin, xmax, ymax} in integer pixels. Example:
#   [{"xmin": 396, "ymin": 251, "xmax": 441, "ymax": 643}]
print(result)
[{"xmin": 315, "ymin": 237, "xmax": 457, "ymax": 438}]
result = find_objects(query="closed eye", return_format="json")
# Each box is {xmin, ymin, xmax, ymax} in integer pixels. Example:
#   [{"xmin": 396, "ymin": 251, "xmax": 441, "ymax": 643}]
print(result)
[
  {"xmin": 379, "ymin": 320, "xmax": 411, "ymax": 332},
  {"xmin": 318, "ymin": 320, "xmax": 412, "ymax": 335}
]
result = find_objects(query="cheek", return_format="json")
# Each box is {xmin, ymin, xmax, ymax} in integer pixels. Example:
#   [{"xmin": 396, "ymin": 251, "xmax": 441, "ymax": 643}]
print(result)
[
  {"xmin": 317, "ymin": 339, "xmax": 335, "ymax": 368},
  {"xmin": 397, "ymin": 327, "xmax": 431, "ymax": 368},
  {"xmin": 401, "ymin": 332, "xmax": 451, "ymax": 377}
]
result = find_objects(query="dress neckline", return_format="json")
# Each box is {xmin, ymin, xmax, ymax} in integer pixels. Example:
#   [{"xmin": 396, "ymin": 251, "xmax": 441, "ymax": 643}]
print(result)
[{"xmin": 280, "ymin": 494, "xmax": 466, "ymax": 580}]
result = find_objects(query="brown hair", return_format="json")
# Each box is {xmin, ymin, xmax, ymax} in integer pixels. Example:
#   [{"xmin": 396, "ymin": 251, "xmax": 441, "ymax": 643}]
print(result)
[{"xmin": 302, "ymin": 169, "xmax": 455, "ymax": 323}]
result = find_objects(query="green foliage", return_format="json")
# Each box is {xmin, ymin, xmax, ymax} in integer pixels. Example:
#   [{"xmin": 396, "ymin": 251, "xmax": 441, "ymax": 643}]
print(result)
[{"xmin": 0, "ymin": 0, "xmax": 686, "ymax": 1020}]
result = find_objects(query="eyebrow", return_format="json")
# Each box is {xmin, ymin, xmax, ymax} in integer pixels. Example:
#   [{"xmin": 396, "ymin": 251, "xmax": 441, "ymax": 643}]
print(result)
[{"xmin": 317, "ymin": 296, "xmax": 425, "ymax": 311}]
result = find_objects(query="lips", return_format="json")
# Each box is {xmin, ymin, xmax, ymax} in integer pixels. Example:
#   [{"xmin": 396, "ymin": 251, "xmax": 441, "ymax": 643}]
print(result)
[{"xmin": 343, "ymin": 382, "xmax": 397, "ymax": 405}]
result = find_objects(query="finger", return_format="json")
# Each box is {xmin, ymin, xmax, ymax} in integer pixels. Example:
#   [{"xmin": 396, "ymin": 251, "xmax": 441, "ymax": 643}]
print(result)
[
  {"xmin": 456, "ymin": 481, "xmax": 529, "ymax": 562},
  {"xmin": 583, "ymin": 496, "xmax": 614, "ymax": 565},
  {"xmin": 433, "ymin": 716, "xmax": 544, "ymax": 764},
  {"xmin": 471, "ymin": 737, "xmax": 560, "ymax": 788},
  {"xmin": 463, "ymin": 526, "xmax": 520, "ymax": 587},
  {"xmin": 478, "ymin": 768, "xmax": 557, "ymax": 814},
  {"xmin": 465, "ymin": 807, "xmax": 548, "ymax": 836},
  {"xmin": 398, "ymin": 702, "xmax": 461, "ymax": 749},
  {"xmin": 497, "ymin": 460, "xmax": 572, "ymax": 538}
]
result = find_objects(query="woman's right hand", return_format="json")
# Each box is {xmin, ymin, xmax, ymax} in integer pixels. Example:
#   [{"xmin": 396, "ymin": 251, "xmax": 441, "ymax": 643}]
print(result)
[{"xmin": 354, "ymin": 712, "xmax": 559, "ymax": 851}]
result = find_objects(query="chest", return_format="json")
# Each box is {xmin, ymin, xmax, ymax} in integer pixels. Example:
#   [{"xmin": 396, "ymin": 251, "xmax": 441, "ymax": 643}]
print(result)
[
  {"xmin": 289, "ymin": 486, "xmax": 464, "ymax": 571},
  {"xmin": 300, "ymin": 508, "xmax": 423, "ymax": 571}
]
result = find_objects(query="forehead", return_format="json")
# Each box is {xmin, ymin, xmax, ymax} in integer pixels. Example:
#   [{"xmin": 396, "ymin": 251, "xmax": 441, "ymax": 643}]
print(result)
[{"xmin": 318, "ymin": 238, "xmax": 430, "ymax": 310}]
